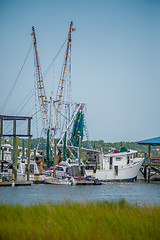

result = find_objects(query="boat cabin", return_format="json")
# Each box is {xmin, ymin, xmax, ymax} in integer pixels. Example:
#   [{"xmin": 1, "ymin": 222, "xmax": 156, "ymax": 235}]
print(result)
[{"xmin": 100, "ymin": 149, "xmax": 138, "ymax": 171}]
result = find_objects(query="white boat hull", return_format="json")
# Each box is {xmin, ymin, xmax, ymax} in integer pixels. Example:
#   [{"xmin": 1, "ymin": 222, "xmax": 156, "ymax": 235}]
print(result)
[
  {"xmin": 86, "ymin": 160, "xmax": 143, "ymax": 181},
  {"xmin": 45, "ymin": 177, "xmax": 72, "ymax": 185}
]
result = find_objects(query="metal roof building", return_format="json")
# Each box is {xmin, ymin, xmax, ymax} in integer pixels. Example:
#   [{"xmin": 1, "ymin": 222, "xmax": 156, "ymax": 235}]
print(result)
[
  {"xmin": 136, "ymin": 136, "xmax": 160, "ymax": 182},
  {"xmin": 136, "ymin": 137, "xmax": 160, "ymax": 146}
]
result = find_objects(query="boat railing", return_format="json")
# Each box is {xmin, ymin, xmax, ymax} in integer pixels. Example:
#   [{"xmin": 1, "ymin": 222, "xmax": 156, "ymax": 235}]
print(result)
[
  {"xmin": 150, "ymin": 158, "xmax": 160, "ymax": 166},
  {"xmin": 143, "ymin": 157, "xmax": 160, "ymax": 166}
]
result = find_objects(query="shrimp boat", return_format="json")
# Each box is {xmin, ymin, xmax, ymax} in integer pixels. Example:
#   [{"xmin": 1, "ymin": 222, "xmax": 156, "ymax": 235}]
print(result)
[
  {"xmin": 30, "ymin": 23, "xmax": 142, "ymax": 183},
  {"xmin": 85, "ymin": 148, "xmax": 143, "ymax": 181},
  {"xmin": 50, "ymin": 101, "xmax": 143, "ymax": 182}
]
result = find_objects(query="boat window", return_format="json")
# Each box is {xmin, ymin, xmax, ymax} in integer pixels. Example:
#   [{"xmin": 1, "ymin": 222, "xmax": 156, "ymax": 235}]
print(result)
[
  {"xmin": 110, "ymin": 157, "xmax": 113, "ymax": 169},
  {"xmin": 114, "ymin": 166, "xmax": 118, "ymax": 176},
  {"xmin": 74, "ymin": 166, "xmax": 79, "ymax": 177},
  {"xmin": 70, "ymin": 166, "xmax": 75, "ymax": 177},
  {"xmin": 56, "ymin": 166, "xmax": 64, "ymax": 171},
  {"xmin": 81, "ymin": 166, "xmax": 85, "ymax": 176},
  {"xmin": 127, "ymin": 155, "xmax": 130, "ymax": 164},
  {"xmin": 66, "ymin": 167, "xmax": 70, "ymax": 173},
  {"xmin": 116, "ymin": 157, "xmax": 121, "ymax": 161},
  {"xmin": 4, "ymin": 148, "xmax": 7, "ymax": 151},
  {"xmin": 134, "ymin": 153, "xmax": 137, "ymax": 158}
]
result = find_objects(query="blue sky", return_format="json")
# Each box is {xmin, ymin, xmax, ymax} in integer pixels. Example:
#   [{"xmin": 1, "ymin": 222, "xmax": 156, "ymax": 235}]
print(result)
[{"xmin": 0, "ymin": 0, "xmax": 160, "ymax": 142}]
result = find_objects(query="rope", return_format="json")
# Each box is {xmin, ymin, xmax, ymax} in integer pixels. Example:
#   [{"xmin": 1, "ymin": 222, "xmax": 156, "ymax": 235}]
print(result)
[
  {"xmin": 13, "ymin": 87, "xmax": 34, "ymax": 115},
  {"xmin": 43, "ymin": 37, "xmax": 68, "ymax": 79},
  {"xmin": 34, "ymin": 80, "xmax": 40, "ymax": 138},
  {"xmin": 0, "ymin": 42, "xmax": 32, "ymax": 113},
  {"xmin": 2, "ymin": 86, "xmax": 35, "ymax": 131},
  {"xmin": 15, "ymin": 90, "xmax": 34, "ymax": 116}
]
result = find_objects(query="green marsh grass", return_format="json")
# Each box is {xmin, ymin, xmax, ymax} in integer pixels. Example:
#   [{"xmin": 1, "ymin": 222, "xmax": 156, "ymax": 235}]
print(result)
[{"xmin": 0, "ymin": 200, "xmax": 160, "ymax": 240}]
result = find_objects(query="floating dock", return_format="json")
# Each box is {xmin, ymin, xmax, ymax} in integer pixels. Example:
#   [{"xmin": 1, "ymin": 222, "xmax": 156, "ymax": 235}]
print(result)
[
  {"xmin": 76, "ymin": 180, "xmax": 102, "ymax": 185},
  {"xmin": 0, "ymin": 181, "xmax": 32, "ymax": 187}
]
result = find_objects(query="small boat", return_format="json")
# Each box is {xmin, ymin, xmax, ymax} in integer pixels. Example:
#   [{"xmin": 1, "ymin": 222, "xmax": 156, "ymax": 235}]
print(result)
[
  {"xmin": 76, "ymin": 176, "xmax": 102, "ymax": 185},
  {"xmin": 85, "ymin": 148, "xmax": 143, "ymax": 181},
  {"xmin": 44, "ymin": 177, "xmax": 72, "ymax": 185},
  {"xmin": 54, "ymin": 158, "xmax": 85, "ymax": 180},
  {"xmin": 45, "ymin": 159, "xmax": 102, "ymax": 185}
]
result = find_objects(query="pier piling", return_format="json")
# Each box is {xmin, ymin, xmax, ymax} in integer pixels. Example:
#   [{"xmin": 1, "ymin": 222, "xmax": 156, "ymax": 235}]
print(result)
[
  {"xmin": 13, "ymin": 136, "xmax": 18, "ymax": 181},
  {"xmin": 78, "ymin": 135, "xmax": 81, "ymax": 180},
  {"xmin": 27, "ymin": 136, "xmax": 31, "ymax": 181},
  {"xmin": 22, "ymin": 138, "xmax": 25, "ymax": 158}
]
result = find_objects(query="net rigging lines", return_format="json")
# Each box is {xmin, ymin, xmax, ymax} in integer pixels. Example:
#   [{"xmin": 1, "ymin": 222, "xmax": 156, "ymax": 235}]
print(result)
[{"xmin": 1, "ymin": 22, "xmax": 77, "ymax": 142}]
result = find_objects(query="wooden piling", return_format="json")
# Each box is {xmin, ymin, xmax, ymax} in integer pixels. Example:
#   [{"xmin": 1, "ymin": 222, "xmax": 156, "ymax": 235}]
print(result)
[
  {"xmin": 50, "ymin": 149, "xmax": 53, "ymax": 164},
  {"xmin": 54, "ymin": 138, "xmax": 57, "ymax": 167},
  {"xmin": 148, "ymin": 145, "xmax": 151, "ymax": 182},
  {"xmin": 42, "ymin": 149, "xmax": 45, "ymax": 164},
  {"xmin": 27, "ymin": 136, "xmax": 31, "ymax": 181},
  {"xmin": 46, "ymin": 129, "xmax": 50, "ymax": 168},
  {"xmin": 0, "ymin": 136, "xmax": 1, "ymax": 160},
  {"xmin": 22, "ymin": 138, "xmax": 25, "ymax": 158},
  {"xmin": 13, "ymin": 136, "xmax": 18, "ymax": 181},
  {"xmin": 148, "ymin": 166, "xmax": 151, "ymax": 183},
  {"xmin": 78, "ymin": 135, "xmax": 81, "ymax": 180},
  {"xmin": 144, "ymin": 166, "xmax": 147, "ymax": 181}
]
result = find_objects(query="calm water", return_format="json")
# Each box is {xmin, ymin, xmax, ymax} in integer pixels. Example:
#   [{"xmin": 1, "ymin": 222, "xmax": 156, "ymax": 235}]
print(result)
[{"xmin": 0, "ymin": 181, "xmax": 160, "ymax": 206}]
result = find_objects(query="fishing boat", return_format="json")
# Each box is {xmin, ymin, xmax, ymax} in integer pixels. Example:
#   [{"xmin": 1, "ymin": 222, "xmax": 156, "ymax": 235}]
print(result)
[
  {"xmin": 0, "ymin": 144, "xmax": 43, "ymax": 182},
  {"xmin": 30, "ymin": 23, "xmax": 143, "ymax": 184},
  {"xmin": 0, "ymin": 157, "xmax": 41, "ymax": 181},
  {"xmin": 85, "ymin": 148, "xmax": 143, "ymax": 181}
]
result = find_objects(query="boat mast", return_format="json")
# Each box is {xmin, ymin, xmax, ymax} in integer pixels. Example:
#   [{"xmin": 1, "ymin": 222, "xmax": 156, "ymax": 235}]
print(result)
[
  {"xmin": 55, "ymin": 21, "xmax": 75, "ymax": 138},
  {"xmin": 31, "ymin": 26, "xmax": 48, "ymax": 133}
]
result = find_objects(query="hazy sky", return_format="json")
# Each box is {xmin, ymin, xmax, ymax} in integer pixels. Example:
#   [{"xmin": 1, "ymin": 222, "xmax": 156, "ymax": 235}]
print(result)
[{"xmin": 0, "ymin": 0, "xmax": 160, "ymax": 142}]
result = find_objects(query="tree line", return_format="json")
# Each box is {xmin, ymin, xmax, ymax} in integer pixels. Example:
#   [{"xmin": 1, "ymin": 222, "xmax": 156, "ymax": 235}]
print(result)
[{"xmin": 1, "ymin": 137, "xmax": 151, "ymax": 153}]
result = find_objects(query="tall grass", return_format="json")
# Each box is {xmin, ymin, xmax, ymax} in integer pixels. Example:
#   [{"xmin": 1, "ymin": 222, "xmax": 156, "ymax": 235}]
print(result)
[{"xmin": 0, "ymin": 200, "xmax": 160, "ymax": 240}]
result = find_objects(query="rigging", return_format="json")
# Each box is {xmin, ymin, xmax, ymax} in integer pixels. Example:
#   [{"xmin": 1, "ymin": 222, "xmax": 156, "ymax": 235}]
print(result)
[
  {"xmin": 31, "ymin": 26, "xmax": 48, "ymax": 134},
  {"xmin": 54, "ymin": 21, "xmax": 75, "ymax": 139},
  {"xmin": 0, "ymin": 42, "xmax": 32, "ymax": 114}
]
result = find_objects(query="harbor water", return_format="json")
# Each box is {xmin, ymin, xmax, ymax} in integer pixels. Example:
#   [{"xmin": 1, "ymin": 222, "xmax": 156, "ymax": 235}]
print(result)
[{"xmin": 0, "ymin": 181, "xmax": 160, "ymax": 206}]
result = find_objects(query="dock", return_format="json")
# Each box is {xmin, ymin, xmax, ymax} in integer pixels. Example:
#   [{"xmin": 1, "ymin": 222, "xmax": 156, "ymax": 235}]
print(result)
[
  {"xmin": 136, "ymin": 137, "xmax": 160, "ymax": 182},
  {"xmin": 76, "ymin": 180, "xmax": 102, "ymax": 185},
  {"xmin": 0, "ymin": 181, "xmax": 32, "ymax": 187}
]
